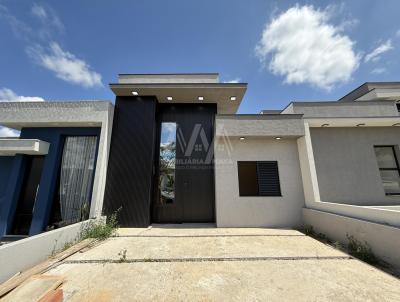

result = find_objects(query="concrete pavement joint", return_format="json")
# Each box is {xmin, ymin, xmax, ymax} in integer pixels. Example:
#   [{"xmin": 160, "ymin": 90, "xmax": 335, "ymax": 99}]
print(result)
[{"xmin": 61, "ymin": 256, "xmax": 353, "ymax": 264}]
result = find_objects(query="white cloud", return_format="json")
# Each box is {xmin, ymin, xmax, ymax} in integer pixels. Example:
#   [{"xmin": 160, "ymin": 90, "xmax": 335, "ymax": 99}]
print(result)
[
  {"xmin": 364, "ymin": 40, "xmax": 393, "ymax": 62},
  {"xmin": 0, "ymin": 126, "xmax": 20, "ymax": 137},
  {"xmin": 1, "ymin": 3, "xmax": 102, "ymax": 88},
  {"xmin": 0, "ymin": 88, "xmax": 45, "ymax": 102},
  {"xmin": 31, "ymin": 3, "xmax": 63, "ymax": 34},
  {"xmin": 27, "ymin": 42, "xmax": 103, "ymax": 88},
  {"xmin": 31, "ymin": 3, "xmax": 47, "ymax": 20},
  {"xmin": 0, "ymin": 4, "xmax": 32, "ymax": 40},
  {"xmin": 255, "ymin": 5, "xmax": 360, "ymax": 90},
  {"xmin": 371, "ymin": 67, "xmax": 386, "ymax": 74},
  {"xmin": 223, "ymin": 78, "xmax": 241, "ymax": 83}
]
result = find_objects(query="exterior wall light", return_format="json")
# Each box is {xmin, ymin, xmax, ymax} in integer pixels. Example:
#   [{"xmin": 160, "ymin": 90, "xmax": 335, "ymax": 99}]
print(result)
[
  {"xmin": 275, "ymin": 137, "xmax": 282, "ymax": 140},
  {"xmin": 167, "ymin": 96, "xmax": 173, "ymax": 101},
  {"xmin": 392, "ymin": 123, "xmax": 400, "ymax": 126},
  {"xmin": 230, "ymin": 96, "xmax": 237, "ymax": 101},
  {"xmin": 132, "ymin": 91, "xmax": 139, "ymax": 96},
  {"xmin": 239, "ymin": 137, "xmax": 245, "ymax": 141},
  {"xmin": 198, "ymin": 96, "xmax": 204, "ymax": 101},
  {"xmin": 356, "ymin": 123, "xmax": 366, "ymax": 127},
  {"xmin": 321, "ymin": 124, "xmax": 329, "ymax": 127}
]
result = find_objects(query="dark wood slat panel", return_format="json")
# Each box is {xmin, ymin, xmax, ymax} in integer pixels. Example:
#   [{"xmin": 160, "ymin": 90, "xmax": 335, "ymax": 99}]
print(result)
[{"xmin": 103, "ymin": 96, "xmax": 157, "ymax": 227}]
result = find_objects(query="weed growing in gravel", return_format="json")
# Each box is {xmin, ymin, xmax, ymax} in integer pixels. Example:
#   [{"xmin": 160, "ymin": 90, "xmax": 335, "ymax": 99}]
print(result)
[{"xmin": 118, "ymin": 248, "xmax": 127, "ymax": 262}]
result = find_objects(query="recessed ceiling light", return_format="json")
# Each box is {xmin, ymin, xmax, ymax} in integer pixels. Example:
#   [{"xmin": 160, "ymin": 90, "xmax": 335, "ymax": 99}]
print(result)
[
  {"xmin": 198, "ymin": 96, "xmax": 204, "ymax": 101},
  {"xmin": 132, "ymin": 91, "xmax": 138, "ymax": 96},
  {"xmin": 321, "ymin": 123, "xmax": 329, "ymax": 127},
  {"xmin": 239, "ymin": 137, "xmax": 245, "ymax": 141},
  {"xmin": 167, "ymin": 96, "xmax": 173, "ymax": 101},
  {"xmin": 356, "ymin": 123, "xmax": 366, "ymax": 127},
  {"xmin": 275, "ymin": 137, "xmax": 282, "ymax": 140},
  {"xmin": 230, "ymin": 96, "xmax": 237, "ymax": 101}
]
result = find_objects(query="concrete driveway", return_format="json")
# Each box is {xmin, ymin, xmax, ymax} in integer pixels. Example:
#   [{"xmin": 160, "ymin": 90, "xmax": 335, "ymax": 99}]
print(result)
[{"xmin": 45, "ymin": 224, "xmax": 400, "ymax": 301}]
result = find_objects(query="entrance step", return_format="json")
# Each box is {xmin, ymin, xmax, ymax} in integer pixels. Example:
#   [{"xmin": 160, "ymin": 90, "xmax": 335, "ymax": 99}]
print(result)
[
  {"xmin": 67, "ymin": 229, "xmax": 346, "ymax": 262},
  {"xmin": 117, "ymin": 225, "xmax": 300, "ymax": 237}
]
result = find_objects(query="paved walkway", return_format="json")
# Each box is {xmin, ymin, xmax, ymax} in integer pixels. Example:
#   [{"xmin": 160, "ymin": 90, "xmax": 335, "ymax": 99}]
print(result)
[{"xmin": 45, "ymin": 224, "xmax": 400, "ymax": 301}]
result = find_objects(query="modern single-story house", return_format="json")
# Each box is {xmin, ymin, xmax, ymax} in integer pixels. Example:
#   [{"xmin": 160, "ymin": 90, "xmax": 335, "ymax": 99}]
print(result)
[{"xmin": 1, "ymin": 74, "xmax": 400, "ymax": 239}]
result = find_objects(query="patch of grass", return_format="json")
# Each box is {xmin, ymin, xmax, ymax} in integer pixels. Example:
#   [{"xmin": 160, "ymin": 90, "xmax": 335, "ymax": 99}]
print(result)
[
  {"xmin": 299, "ymin": 226, "xmax": 399, "ymax": 277},
  {"xmin": 300, "ymin": 225, "xmax": 335, "ymax": 245},
  {"xmin": 332, "ymin": 241, "xmax": 344, "ymax": 250},
  {"xmin": 346, "ymin": 234, "xmax": 379, "ymax": 265},
  {"xmin": 80, "ymin": 209, "xmax": 120, "ymax": 241},
  {"xmin": 301, "ymin": 225, "xmax": 315, "ymax": 236},
  {"xmin": 48, "ymin": 210, "xmax": 121, "ymax": 260},
  {"xmin": 62, "ymin": 241, "xmax": 75, "ymax": 252}
]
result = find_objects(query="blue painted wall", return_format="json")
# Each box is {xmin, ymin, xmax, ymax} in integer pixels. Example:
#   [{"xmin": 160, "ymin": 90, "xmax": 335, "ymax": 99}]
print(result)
[
  {"xmin": 0, "ymin": 156, "xmax": 16, "ymax": 217},
  {"xmin": 0, "ymin": 155, "xmax": 26, "ymax": 237},
  {"xmin": 0, "ymin": 157, "xmax": 14, "ymax": 197},
  {"xmin": 0, "ymin": 127, "xmax": 100, "ymax": 237}
]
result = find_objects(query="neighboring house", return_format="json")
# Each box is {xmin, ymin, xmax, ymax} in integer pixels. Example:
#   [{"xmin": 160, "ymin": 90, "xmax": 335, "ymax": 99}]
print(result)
[
  {"xmin": 1, "ymin": 74, "xmax": 400, "ymax": 238},
  {"xmin": 0, "ymin": 101, "xmax": 113, "ymax": 239}
]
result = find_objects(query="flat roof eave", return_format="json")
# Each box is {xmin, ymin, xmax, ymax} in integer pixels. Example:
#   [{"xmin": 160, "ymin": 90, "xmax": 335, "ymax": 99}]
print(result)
[{"xmin": 109, "ymin": 83, "xmax": 247, "ymax": 114}]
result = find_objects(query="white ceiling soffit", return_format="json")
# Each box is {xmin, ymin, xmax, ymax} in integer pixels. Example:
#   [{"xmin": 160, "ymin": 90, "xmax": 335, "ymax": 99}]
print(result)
[
  {"xmin": 355, "ymin": 88, "xmax": 400, "ymax": 101},
  {"xmin": 0, "ymin": 139, "xmax": 50, "ymax": 156},
  {"xmin": 109, "ymin": 83, "xmax": 247, "ymax": 114}
]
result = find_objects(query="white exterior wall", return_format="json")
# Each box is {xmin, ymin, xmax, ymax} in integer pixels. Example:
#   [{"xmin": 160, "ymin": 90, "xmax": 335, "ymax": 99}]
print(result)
[
  {"xmin": 282, "ymin": 101, "xmax": 398, "ymax": 117},
  {"xmin": 303, "ymin": 208, "xmax": 400, "ymax": 270},
  {"xmin": 216, "ymin": 115, "xmax": 304, "ymax": 137},
  {"xmin": 310, "ymin": 127, "xmax": 400, "ymax": 205},
  {"xmin": 0, "ymin": 219, "xmax": 101, "ymax": 283},
  {"xmin": 215, "ymin": 137, "xmax": 305, "ymax": 228}
]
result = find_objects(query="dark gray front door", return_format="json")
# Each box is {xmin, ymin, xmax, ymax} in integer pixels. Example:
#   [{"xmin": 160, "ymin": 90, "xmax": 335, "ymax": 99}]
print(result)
[{"xmin": 152, "ymin": 104, "xmax": 216, "ymax": 223}]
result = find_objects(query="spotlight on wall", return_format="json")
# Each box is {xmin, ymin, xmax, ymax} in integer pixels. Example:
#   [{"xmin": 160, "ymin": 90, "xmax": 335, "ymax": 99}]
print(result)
[
  {"xmin": 239, "ymin": 137, "xmax": 245, "ymax": 141},
  {"xmin": 132, "ymin": 91, "xmax": 139, "ymax": 96},
  {"xmin": 167, "ymin": 96, "xmax": 173, "ymax": 101},
  {"xmin": 275, "ymin": 137, "xmax": 282, "ymax": 140},
  {"xmin": 321, "ymin": 124, "xmax": 329, "ymax": 127},
  {"xmin": 230, "ymin": 96, "xmax": 237, "ymax": 101},
  {"xmin": 356, "ymin": 123, "xmax": 366, "ymax": 127},
  {"xmin": 198, "ymin": 96, "xmax": 204, "ymax": 101}
]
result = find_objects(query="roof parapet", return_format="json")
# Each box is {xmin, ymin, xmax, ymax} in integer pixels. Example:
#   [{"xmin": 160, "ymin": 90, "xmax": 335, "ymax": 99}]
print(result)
[{"xmin": 118, "ymin": 73, "xmax": 219, "ymax": 84}]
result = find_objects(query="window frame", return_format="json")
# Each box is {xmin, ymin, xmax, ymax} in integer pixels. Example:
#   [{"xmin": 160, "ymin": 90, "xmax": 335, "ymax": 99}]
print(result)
[
  {"xmin": 374, "ymin": 145, "xmax": 400, "ymax": 195},
  {"xmin": 237, "ymin": 160, "xmax": 282, "ymax": 197}
]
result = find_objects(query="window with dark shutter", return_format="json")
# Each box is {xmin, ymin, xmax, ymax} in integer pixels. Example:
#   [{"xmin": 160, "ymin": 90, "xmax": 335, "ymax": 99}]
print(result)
[{"xmin": 237, "ymin": 161, "xmax": 282, "ymax": 197}]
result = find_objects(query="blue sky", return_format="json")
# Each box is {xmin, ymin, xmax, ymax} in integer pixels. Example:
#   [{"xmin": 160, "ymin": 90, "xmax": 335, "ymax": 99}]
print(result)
[{"xmin": 0, "ymin": 0, "xmax": 399, "ymax": 123}]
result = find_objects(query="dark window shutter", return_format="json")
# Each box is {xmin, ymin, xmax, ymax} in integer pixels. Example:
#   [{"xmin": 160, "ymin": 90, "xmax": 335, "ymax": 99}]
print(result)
[{"xmin": 256, "ymin": 161, "xmax": 281, "ymax": 196}]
